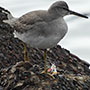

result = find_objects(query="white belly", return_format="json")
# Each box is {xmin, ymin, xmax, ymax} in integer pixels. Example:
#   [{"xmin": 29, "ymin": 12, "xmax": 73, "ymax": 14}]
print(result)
[{"xmin": 14, "ymin": 18, "xmax": 68, "ymax": 49}]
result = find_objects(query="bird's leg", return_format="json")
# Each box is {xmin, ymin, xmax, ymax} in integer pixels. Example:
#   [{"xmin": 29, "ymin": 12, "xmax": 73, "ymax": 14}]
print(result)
[
  {"xmin": 44, "ymin": 49, "xmax": 47, "ymax": 73},
  {"xmin": 23, "ymin": 42, "xmax": 30, "ymax": 62},
  {"xmin": 41, "ymin": 49, "xmax": 57, "ymax": 79},
  {"xmin": 41, "ymin": 49, "xmax": 48, "ymax": 74}
]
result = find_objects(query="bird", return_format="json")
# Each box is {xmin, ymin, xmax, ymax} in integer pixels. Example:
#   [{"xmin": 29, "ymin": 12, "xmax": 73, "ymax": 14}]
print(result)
[{"xmin": 3, "ymin": 1, "xmax": 88, "ymax": 74}]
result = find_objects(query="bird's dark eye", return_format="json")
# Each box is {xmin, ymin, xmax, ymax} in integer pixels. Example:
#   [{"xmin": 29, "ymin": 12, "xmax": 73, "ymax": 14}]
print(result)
[{"xmin": 61, "ymin": 7, "xmax": 69, "ymax": 11}]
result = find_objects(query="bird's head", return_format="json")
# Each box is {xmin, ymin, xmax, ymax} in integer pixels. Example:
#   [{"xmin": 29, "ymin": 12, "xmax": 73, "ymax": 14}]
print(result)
[{"xmin": 48, "ymin": 1, "xmax": 88, "ymax": 19}]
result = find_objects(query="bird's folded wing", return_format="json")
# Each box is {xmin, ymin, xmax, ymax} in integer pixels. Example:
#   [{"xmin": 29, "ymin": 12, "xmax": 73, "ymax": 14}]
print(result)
[{"xmin": 14, "ymin": 11, "xmax": 47, "ymax": 33}]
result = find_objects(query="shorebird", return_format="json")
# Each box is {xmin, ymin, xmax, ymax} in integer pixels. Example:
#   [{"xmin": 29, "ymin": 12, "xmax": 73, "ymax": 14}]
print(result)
[{"xmin": 3, "ymin": 1, "xmax": 88, "ymax": 74}]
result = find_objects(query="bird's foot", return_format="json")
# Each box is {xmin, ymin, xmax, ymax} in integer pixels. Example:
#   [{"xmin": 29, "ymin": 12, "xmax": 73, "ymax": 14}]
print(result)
[{"xmin": 41, "ymin": 70, "xmax": 56, "ymax": 79}]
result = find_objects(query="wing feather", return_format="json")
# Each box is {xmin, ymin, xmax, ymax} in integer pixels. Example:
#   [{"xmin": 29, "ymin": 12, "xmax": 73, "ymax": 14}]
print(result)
[{"xmin": 13, "ymin": 11, "xmax": 47, "ymax": 33}]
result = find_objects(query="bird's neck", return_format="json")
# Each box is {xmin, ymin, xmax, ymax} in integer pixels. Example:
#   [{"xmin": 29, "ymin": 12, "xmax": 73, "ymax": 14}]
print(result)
[{"xmin": 48, "ymin": 9, "xmax": 63, "ymax": 21}]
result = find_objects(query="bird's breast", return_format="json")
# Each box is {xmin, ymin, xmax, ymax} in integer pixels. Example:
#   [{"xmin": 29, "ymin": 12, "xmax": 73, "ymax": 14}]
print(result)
[{"xmin": 48, "ymin": 17, "xmax": 68, "ymax": 39}]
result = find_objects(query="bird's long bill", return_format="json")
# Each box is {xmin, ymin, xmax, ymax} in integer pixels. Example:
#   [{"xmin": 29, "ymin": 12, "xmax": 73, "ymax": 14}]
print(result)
[{"xmin": 69, "ymin": 10, "xmax": 88, "ymax": 19}]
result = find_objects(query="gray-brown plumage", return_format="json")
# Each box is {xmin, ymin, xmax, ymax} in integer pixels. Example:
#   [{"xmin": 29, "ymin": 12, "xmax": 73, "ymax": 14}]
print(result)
[{"xmin": 4, "ymin": 1, "xmax": 88, "ymax": 49}]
